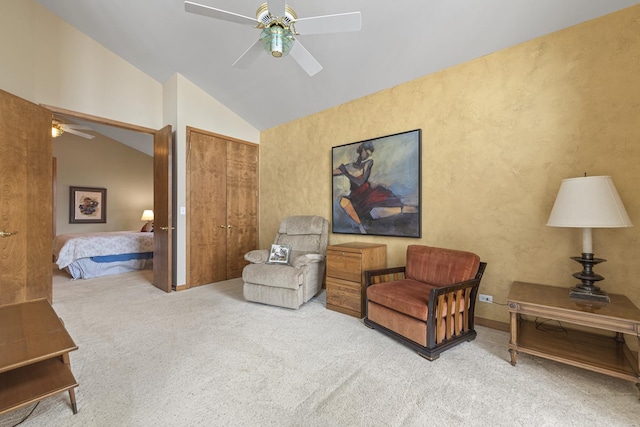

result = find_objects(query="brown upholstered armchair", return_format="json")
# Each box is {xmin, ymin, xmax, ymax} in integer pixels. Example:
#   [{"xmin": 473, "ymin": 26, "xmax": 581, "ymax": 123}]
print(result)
[{"xmin": 363, "ymin": 245, "xmax": 486, "ymax": 360}]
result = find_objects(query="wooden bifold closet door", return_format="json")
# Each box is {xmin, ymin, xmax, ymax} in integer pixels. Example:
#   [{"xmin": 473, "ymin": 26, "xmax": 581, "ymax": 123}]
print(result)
[{"xmin": 187, "ymin": 128, "xmax": 258, "ymax": 287}]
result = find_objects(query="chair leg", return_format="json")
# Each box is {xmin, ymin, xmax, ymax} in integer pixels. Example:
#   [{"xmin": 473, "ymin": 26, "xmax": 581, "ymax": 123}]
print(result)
[
  {"xmin": 418, "ymin": 352, "xmax": 438, "ymax": 361},
  {"xmin": 363, "ymin": 317, "xmax": 375, "ymax": 329}
]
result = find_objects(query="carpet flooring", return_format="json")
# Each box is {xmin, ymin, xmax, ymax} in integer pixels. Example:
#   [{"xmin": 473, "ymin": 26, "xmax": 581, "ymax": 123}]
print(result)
[{"xmin": 1, "ymin": 268, "xmax": 638, "ymax": 426}]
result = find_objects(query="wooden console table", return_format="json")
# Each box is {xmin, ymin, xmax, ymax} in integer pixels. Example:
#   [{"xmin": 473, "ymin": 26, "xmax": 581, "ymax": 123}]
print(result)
[
  {"xmin": 0, "ymin": 299, "xmax": 79, "ymax": 415},
  {"xmin": 508, "ymin": 281, "xmax": 640, "ymax": 391}
]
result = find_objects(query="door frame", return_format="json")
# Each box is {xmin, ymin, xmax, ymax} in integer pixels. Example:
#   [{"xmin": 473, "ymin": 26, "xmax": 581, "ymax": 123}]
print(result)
[
  {"xmin": 43, "ymin": 104, "xmax": 159, "ymax": 138},
  {"xmin": 42, "ymin": 104, "xmax": 173, "ymax": 292}
]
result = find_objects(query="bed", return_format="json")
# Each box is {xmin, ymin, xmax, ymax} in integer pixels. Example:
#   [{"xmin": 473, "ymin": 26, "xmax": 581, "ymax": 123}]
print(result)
[{"xmin": 53, "ymin": 231, "xmax": 154, "ymax": 279}]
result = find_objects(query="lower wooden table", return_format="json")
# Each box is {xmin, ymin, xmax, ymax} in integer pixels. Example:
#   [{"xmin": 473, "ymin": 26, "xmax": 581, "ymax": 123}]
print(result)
[
  {"xmin": 0, "ymin": 299, "xmax": 79, "ymax": 415},
  {"xmin": 508, "ymin": 281, "xmax": 640, "ymax": 391}
]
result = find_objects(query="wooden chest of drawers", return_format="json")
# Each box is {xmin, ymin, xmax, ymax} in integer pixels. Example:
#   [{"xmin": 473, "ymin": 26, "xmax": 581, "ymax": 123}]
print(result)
[{"xmin": 326, "ymin": 242, "xmax": 387, "ymax": 318}]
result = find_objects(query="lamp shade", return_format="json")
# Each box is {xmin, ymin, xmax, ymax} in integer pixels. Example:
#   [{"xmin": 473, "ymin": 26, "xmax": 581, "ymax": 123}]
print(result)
[
  {"xmin": 140, "ymin": 210, "xmax": 154, "ymax": 221},
  {"xmin": 547, "ymin": 176, "xmax": 633, "ymax": 228}
]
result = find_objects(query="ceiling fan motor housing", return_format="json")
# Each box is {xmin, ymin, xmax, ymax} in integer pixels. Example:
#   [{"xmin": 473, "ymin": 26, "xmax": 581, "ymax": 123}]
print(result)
[{"xmin": 256, "ymin": 3, "xmax": 297, "ymax": 28}]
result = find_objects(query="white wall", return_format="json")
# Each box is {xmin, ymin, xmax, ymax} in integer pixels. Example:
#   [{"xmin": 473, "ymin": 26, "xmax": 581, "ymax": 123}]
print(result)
[
  {"xmin": 0, "ymin": 2, "xmax": 36, "ymax": 100},
  {"xmin": 31, "ymin": 5, "xmax": 163, "ymax": 128}
]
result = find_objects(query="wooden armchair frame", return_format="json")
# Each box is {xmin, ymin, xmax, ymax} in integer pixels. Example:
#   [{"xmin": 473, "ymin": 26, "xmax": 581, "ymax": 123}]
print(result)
[{"xmin": 363, "ymin": 262, "xmax": 487, "ymax": 360}]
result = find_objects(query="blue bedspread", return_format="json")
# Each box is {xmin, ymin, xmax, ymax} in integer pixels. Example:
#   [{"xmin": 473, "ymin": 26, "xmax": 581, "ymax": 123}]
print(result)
[{"xmin": 91, "ymin": 252, "xmax": 154, "ymax": 263}]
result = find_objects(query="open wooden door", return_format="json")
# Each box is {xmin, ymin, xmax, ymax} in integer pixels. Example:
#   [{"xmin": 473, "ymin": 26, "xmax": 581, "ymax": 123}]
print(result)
[
  {"xmin": 153, "ymin": 125, "xmax": 173, "ymax": 292},
  {"xmin": 0, "ymin": 89, "xmax": 53, "ymax": 305}
]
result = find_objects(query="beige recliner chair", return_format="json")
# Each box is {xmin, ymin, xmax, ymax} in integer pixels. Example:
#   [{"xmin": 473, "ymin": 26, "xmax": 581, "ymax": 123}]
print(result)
[{"xmin": 242, "ymin": 215, "xmax": 329, "ymax": 309}]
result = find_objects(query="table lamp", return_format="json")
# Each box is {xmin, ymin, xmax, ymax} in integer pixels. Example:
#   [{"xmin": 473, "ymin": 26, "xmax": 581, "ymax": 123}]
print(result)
[
  {"xmin": 546, "ymin": 176, "xmax": 633, "ymax": 302},
  {"xmin": 140, "ymin": 209, "xmax": 154, "ymax": 232}
]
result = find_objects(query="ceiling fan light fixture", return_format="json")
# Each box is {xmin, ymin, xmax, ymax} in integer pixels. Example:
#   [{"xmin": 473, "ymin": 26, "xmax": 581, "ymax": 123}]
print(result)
[
  {"xmin": 260, "ymin": 26, "xmax": 294, "ymax": 58},
  {"xmin": 52, "ymin": 122, "xmax": 64, "ymax": 138}
]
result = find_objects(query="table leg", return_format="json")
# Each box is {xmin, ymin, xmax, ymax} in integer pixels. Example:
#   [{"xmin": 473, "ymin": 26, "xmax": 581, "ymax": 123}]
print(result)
[
  {"xmin": 61, "ymin": 352, "xmax": 78, "ymax": 414},
  {"xmin": 68, "ymin": 388, "xmax": 78, "ymax": 414},
  {"xmin": 509, "ymin": 310, "xmax": 518, "ymax": 366}
]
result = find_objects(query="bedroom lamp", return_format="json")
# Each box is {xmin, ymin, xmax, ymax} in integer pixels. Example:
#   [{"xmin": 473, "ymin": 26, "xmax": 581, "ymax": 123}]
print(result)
[
  {"xmin": 140, "ymin": 210, "xmax": 154, "ymax": 232},
  {"xmin": 546, "ymin": 175, "xmax": 633, "ymax": 303}
]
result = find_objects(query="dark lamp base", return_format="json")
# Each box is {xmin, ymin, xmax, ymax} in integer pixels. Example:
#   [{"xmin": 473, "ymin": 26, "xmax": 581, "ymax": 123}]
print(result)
[
  {"xmin": 569, "ymin": 286, "xmax": 610, "ymax": 303},
  {"xmin": 567, "ymin": 252, "xmax": 610, "ymax": 303}
]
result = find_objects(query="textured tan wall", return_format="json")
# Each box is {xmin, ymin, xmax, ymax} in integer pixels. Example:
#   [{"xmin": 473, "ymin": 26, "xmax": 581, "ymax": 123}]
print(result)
[
  {"xmin": 260, "ymin": 5, "xmax": 640, "ymax": 324},
  {"xmin": 53, "ymin": 133, "xmax": 154, "ymax": 234}
]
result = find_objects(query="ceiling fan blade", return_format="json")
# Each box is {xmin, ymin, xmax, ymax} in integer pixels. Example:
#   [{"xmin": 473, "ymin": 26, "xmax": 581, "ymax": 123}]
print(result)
[
  {"xmin": 184, "ymin": 1, "xmax": 258, "ymax": 26},
  {"xmin": 62, "ymin": 127, "xmax": 95, "ymax": 139},
  {"xmin": 294, "ymin": 12, "xmax": 361, "ymax": 35},
  {"xmin": 232, "ymin": 40, "xmax": 264, "ymax": 69},
  {"xmin": 267, "ymin": 0, "xmax": 286, "ymax": 19},
  {"xmin": 289, "ymin": 41, "xmax": 322, "ymax": 77},
  {"xmin": 63, "ymin": 124, "xmax": 93, "ymax": 131}
]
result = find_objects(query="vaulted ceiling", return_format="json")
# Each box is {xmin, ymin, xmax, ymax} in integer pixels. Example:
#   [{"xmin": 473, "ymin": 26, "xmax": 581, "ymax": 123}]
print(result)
[{"xmin": 36, "ymin": 0, "xmax": 640, "ymax": 131}]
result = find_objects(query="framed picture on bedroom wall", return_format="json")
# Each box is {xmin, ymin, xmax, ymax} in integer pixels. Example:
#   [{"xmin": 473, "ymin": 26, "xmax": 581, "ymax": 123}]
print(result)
[
  {"xmin": 332, "ymin": 129, "xmax": 421, "ymax": 237},
  {"xmin": 69, "ymin": 186, "xmax": 107, "ymax": 224}
]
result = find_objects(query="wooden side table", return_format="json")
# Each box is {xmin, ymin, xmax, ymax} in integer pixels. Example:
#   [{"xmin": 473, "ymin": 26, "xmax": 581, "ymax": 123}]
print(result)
[
  {"xmin": 0, "ymin": 299, "xmax": 79, "ymax": 415},
  {"xmin": 326, "ymin": 242, "xmax": 387, "ymax": 318},
  {"xmin": 508, "ymin": 281, "xmax": 640, "ymax": 391}
]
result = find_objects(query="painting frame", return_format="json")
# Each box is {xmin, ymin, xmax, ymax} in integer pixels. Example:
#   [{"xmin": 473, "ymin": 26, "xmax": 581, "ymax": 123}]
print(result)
[
  {"xmin": 267, "ymin": 244, "xmax": 292, "ymax": 265},
  {"xmin": 69, "ymin": 186, "xmax": 107, "ymax": 224},
  {"xmin": 332, "ymin": 129, "xmax": 421, "ymax": 238}
]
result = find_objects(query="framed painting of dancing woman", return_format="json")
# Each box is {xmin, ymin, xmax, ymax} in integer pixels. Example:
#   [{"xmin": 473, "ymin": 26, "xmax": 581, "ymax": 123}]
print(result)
[{"xmin": 332, "ymin": 129, "xmax": 421, "ymax": 237}]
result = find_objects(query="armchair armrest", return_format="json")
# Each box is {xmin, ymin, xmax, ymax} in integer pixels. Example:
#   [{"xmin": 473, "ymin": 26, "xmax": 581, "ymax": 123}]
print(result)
[
  {"xmin": 291, "ymin": 252, "xmax": 325, "ymax": 268},
  {"xmin": 244, "ymin": 249, "xmax": 269, "ymax": 264},
  {"xmin": 426, "ymin": 262, "xmax": 487, "ymax": 347},
  {"xmin": 365, "ymin": 266, "xmax": 406, "ymax": 287}
]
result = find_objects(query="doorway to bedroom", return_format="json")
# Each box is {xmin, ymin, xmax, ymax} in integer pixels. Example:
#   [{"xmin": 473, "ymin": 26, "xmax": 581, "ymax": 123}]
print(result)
[{"xmin": 46, "ymin": 105, "xmax": 172, "ymax": 294}]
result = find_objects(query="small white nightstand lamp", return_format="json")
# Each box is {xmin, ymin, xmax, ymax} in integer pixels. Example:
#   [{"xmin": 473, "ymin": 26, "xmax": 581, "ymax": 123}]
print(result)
[
  {"xmin": 140, "ymin": 210, "xmax": 154, "ymax": 232},
  {"xmin": 547, "ymin": 175, "xmax": 633, "ymax": 302}
]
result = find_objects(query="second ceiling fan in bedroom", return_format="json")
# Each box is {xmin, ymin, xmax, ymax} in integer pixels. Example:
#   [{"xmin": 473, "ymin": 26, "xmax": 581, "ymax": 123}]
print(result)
[
  {"xmin": 184, "ymin": 1, "xmax": 362, "ymax": 76},
  {"xmin": 51, "ymin": 117, "xmax": 95, "ymax": 139}
]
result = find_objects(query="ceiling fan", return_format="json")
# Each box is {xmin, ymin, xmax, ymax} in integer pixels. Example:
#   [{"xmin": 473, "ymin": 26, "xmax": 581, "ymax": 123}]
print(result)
[
  {"xmin": 52, "ymin": 118, "xmax": 95, "ymax": 139},
  {"xmin": 184, "ymin": 1, "xmax": 361, "ymax": 77}
]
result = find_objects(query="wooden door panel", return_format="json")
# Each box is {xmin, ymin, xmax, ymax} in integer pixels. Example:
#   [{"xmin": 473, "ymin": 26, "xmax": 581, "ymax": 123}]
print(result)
[
  {"xmin": 226, "ymin": 141, "xmax": 258, "ymax": 279},
  {"xmin": 0, "ymin": 89, "xmax": 52, "ymax": 305},
  {"xmin": 152, "ymin": 125, "xmax": 172, "ymax": 292},
  {"xmin": 0, "ymin": 100, "xmax": 28, "ymax": 303},
  {"xmin": 186, "ymin": 128, "xmax": 258, "ymax": 286},
  {"xmin": 188, "ymin": 130, "xmax": 227, "ymax": 286}
]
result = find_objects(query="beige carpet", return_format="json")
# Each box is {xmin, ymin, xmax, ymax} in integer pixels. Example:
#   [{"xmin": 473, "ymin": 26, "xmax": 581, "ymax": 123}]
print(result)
[{"xmin": 1, "ymin": 268, "xmax": 638, "ymax": 427}]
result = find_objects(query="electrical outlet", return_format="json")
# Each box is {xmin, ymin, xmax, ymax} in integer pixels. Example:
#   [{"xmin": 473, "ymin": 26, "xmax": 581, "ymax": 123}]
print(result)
[{"xmin": 478, "ymin": 294, "xmax": 493, "ymax": 303}]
